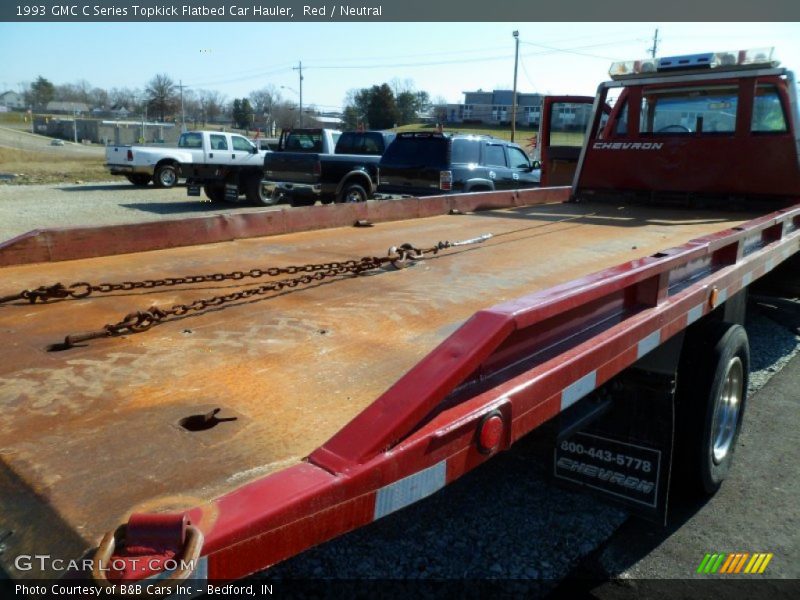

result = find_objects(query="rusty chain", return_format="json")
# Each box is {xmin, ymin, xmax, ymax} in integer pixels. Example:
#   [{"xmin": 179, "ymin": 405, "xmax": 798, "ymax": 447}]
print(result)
[
  {"xmin": 1, "ymin": 235, "xmax": 495, "ymax": 308},
  {"xmin": 1, "ymin": 234, "xmax": 491, "ymax": 347}
]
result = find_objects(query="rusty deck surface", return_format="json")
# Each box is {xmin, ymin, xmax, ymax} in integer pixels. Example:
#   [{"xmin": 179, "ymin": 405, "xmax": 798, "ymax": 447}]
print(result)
[{"xmin": 0, "ymin": 201, "xmax": 751, "ymax": 562}]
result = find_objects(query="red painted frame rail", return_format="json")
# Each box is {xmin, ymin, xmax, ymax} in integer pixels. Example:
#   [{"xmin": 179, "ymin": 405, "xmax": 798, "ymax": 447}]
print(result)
[
  {"xmin": 0, "ymin": 187, "xmax": 569, "ymax": 267},
  {"xmin": 98, "ymin": 200, "xmax": 800, "ymax": 584}
]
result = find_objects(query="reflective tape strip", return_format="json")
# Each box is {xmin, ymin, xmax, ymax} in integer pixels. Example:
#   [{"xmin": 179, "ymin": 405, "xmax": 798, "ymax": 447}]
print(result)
[
  {"xmin": 717, "ymin": 288, "xmax": 728, "ymax": 304},
  {"xmin": 687, "ymin": 303, "xmax": 704, "ymax": 325},
  {"xmin": 561, "ymin": 371, "xmax": 596, "ymax": 410},
  {"xmin": 374, "ymin": 460, "xmax": 446, "ymax": 520},
  {"xmin": 742, "ymin": 272, "xmax": 753, "ymax": 287},
  {"xmin": 765, "ymin": 258, "xmax": 775, "ymax": 272},
  {"xmin": 637, "ymin": 330, "xmax": 661, "ymax": 359}
]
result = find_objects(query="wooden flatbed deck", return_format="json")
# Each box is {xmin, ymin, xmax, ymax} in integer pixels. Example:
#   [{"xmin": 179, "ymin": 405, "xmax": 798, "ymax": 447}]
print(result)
[{"xmin": 0, "ymin": 200, "xmax": 751, "ymax": 565}]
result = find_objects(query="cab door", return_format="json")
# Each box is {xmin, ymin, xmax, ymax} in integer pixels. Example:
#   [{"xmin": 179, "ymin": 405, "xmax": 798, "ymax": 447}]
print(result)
[
  {"xmin": 539, "ymin": 96, "xmax": 595, "ymax": 187},
  {"xmin": 231, "ymin": 134, "xmax": 261, "ymax": 166},
  {"xmin": 207, "ymin": 133, "xmax": 232, "ymax": 165}
]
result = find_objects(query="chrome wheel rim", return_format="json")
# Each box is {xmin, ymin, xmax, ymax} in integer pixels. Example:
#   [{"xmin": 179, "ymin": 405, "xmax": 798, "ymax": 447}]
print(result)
[
  {"xmin": 160, "ymin": 169, "xmax": 176, "ymax": 186},
  {"xmin": 711, "ymin": 356, "xmax": 743, "ymax": 464},
  {"xmin": 345, "ymin": 190, "xmax": 362, "ymax": 203}
]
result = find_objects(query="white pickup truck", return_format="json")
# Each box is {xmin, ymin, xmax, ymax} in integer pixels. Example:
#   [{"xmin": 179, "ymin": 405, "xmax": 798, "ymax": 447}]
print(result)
[{"xmin": 105, "ymin": 130, "xmax": 267, "ymax": 189}]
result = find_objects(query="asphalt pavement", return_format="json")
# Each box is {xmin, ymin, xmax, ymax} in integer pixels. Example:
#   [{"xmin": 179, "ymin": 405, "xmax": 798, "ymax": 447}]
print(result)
[{"xmin": 554, "ymin": 300, "xmax": 800, "ymax": 599}]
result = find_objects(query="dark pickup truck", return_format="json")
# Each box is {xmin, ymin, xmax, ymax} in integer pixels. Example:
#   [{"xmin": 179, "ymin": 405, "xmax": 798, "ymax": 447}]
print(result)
[{"xmin": 261, "ymin": 130, "xmax": 395, "ymax": 206}]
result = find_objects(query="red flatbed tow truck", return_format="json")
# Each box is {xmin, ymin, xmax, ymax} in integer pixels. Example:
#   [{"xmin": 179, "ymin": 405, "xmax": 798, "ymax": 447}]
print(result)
[{"xmin": 0, "ymin": 48, "xmax": 798, "ymax": 590}]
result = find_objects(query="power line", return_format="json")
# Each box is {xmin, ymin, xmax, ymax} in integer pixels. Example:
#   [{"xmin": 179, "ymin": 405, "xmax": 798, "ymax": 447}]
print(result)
[
  {"xmin": 304, "ymin": 43, "xmax": 512, "ymax": 64},
  {"xmin": 518, "ymin": 39, "xmax": 630, "ymax": 61}
]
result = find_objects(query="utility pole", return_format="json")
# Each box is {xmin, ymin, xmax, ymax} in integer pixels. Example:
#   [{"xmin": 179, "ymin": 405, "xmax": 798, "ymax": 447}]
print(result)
[
  {"xmin": 511, "ymin": 30, "xmax": 520, "ymax": 143},
  {"xmin": 293, "ymin": 61, "xmax": 303, "ymax": 127},
  {"xmin": 650, "ymin": 28, "xmax": 660, "ymax": 59},
  {"xmin": 73, "ymin": 106, "xmax": 78, "ymax": 143},
  {"xmin": 178, "ymin": 80, "xmax": 187, "ymax": 132}
]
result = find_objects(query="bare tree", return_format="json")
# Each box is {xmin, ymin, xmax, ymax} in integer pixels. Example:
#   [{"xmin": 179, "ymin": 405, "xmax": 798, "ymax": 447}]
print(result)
[
  {"xmin": 249, "ymin": 85, "xmax": 282, "ymax": 133},
  {"xmin": 109, "ymin": 87, "xmax": 140, "ymax": 111},
  {"xmin": 145, "ymin": 74, "xmax": 178, "ymax": 122},
  {"xmin": 182, "ymin": 89, "xmax": 202, "ymax": 128},
  {"xmin": 272, "ymin": 100, "xmax": 299, "ymax": 129},
  {"xmin": 389, "ymin": 77, "xmax": 415, "ymax": 96},
  {"xmin": 197, "ymin": 89, "xmax": 226, "ymax": 125}
]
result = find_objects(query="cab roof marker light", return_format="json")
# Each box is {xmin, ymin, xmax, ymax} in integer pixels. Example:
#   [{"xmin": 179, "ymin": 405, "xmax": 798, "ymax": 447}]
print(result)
[
  {"xmin": 609, "ymin": 48, "xmax": 778, "ymax": 80},
  {"xmin": 739, "ymin": 47, "xmax": 778, "ymax": 67}
]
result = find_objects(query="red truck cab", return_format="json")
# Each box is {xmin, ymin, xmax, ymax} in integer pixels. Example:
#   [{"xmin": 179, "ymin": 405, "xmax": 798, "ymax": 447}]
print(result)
[{"xmin": 541, "ymin": 48, "xmax": 800, "ymax": 203}]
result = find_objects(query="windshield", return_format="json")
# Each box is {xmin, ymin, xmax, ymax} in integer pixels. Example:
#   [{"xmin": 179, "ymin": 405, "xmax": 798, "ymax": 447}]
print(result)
[{"xmin": 380, "ymin": 135, "xmax": 449, "ymax": 167}]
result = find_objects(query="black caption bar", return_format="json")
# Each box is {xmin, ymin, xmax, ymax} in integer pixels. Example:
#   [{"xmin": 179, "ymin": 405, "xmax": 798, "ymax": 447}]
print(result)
[{"xmin": 2, "ymin": 0, "xmax": 800, "ymax": 21}]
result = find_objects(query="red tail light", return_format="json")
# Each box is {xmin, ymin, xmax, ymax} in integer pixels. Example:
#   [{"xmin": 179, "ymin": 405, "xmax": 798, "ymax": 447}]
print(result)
[
  {"xmin": 439, "ymin": 170, "xmax": 453, "ymax": 191},
  {"xmin": 313, "ymin": 160, "xmax": 321, "ymax": 176},
  {"xmin": 127, "ymin": 149, "xmax": 133, "ymax": 161}
]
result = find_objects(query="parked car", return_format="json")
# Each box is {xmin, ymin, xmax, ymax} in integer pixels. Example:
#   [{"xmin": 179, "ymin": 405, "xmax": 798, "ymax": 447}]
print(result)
[
  {"xmin": 261, "ymin": 130, "xmax": 395, "ymax": 206},
  {"xmin": 105, "ymin": 130, "xmax": 267, "ymax": 189},
  {"xmin": 49, "ymin": 138, "xmax": 65, "ymax": 146},
  {"xmin": 377, "ymin": 132, "xmax": 540, "ymax": 196}
]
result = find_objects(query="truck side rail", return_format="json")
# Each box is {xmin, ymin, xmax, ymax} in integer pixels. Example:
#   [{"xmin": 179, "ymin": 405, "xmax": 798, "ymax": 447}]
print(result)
[{"xmin": 101, "ymin": 201, "xmax": 800, "ymax": 583}]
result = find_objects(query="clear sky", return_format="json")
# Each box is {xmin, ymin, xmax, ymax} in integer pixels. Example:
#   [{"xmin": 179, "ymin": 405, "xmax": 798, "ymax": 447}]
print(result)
[{"xmin": 1, "ymin": 22, "xmax": 798, "ymax": 109}]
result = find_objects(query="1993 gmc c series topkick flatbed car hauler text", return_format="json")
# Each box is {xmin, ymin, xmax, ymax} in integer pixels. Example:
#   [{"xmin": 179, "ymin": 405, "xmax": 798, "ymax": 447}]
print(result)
[{"xmin": 0, "ymin": 49, "xmax": 798, "ymax": 589}]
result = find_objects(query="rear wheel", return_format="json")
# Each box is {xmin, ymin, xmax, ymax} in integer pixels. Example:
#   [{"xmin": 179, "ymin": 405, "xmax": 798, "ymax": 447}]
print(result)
[
  {"xmin": 245, "ymin": 175, "xmax": 275, "ymax": 206},
  {"xmin": 125, "ymin": 174, "xmax": 151, "ymax": 186},
  {"xmin": 674, "ymin": 322, "xmax": 749, "ymax": 496},
  {"xmin": 153, "ymin": 163, "xmax": 178, "ymax": 188},
  {"xmin": 204, "ymin": 184, "xmax": 226, "ymax": 203},
  {"xmin": 338, "ymin": 183, "xmax": 367, "ymax": 203}
]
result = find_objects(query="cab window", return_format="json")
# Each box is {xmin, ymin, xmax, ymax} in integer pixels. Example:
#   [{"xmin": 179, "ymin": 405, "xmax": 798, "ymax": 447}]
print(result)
[
  {"xmin": 450, "ymin": 139, "xmax": 480, "ymax": 164},
  {"xmin": 751, "ymin": 85, "xmax": 788, "ymax": 133},
  {"xmin": 614, "ymin": 101, "xmax": 629, "ymax": 136},
  {"xmin": 178, "ymin": 132, "xmax": 202, "ymax": 148},
  {"xmin": 483, "ymin": 144, "xmax": 507, "ymax": 167},
  {"xmin": 507, "ymin": 146, "xmax": 530, "ymax": 169},
  {"xmin": 232, "ymin": 136, "xmax": 253, "ymax": 151},
  {"xmin": 210, "ymin": 134, "xmax": 228, "ymax": 150},
  {"xmin": 641, "ymin": 86, "xmax": 738, "ymax": 134}
]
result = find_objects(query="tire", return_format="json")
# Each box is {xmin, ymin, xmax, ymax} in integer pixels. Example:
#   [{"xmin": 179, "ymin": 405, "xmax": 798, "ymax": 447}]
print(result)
[
  {"xmin": 245, "ymin": 175, "xmax": 277, "ymax": 206},
  {"xmin": 153, "ymin": 163, "xmax": 178, "ymax": 188},
  {"xmin": 125, "ymin": 174, "xmax": 151, "ymax": 186},
  {"xmin": 337, "ymin": 183, "xmax": 368, "ymax": 204},
  {"xmin": 674, "ymin": 322, "xmax": 750, "ymax": 497},
  {"xmin": 204, "ymin": 184, "xmax": 226, "ymax": 203}
]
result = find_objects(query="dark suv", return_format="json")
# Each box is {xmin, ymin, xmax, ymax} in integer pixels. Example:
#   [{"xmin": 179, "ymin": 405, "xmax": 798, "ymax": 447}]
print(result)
[{"xmin": 377, "ymin": 132, "xmax": 540, "ymax": 196}]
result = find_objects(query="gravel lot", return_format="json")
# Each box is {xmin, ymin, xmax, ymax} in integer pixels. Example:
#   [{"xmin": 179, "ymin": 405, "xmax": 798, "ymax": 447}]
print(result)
[{"xmin": 0, "ymin": 181, "xmax": 275, "ymax": 242}]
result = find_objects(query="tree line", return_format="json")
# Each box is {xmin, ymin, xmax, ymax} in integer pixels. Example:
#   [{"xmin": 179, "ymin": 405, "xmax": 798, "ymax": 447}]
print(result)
[{"xmin": 17, "ymin": 74, "xmax": 442, "ymax": 132}]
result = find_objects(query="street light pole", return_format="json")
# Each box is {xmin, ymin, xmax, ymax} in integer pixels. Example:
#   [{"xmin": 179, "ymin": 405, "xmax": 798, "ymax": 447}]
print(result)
[
  {"xmin": 178, "ymin": 80, "xmax": 187, "ymax": 133},
  {"xmin": 293, "ymin": 61, "xmax": 304, "ymax": 127},
  {"xmin": 511, "ymin": 30, "xmax": 520, "ymax": 143}
]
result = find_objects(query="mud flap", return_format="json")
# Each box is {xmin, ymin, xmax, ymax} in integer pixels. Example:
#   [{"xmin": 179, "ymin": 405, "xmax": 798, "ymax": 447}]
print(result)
[
  {"xmin": 186, "ymin": 183, "xmax": 201, "ymax": 196},
  {"xmin": 553, "ymin": 369, "xmax": 675, "ymax": 524},
  {"xmin": 225, "ymin": 183, "xmax": 239, "ymax": 202}
]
